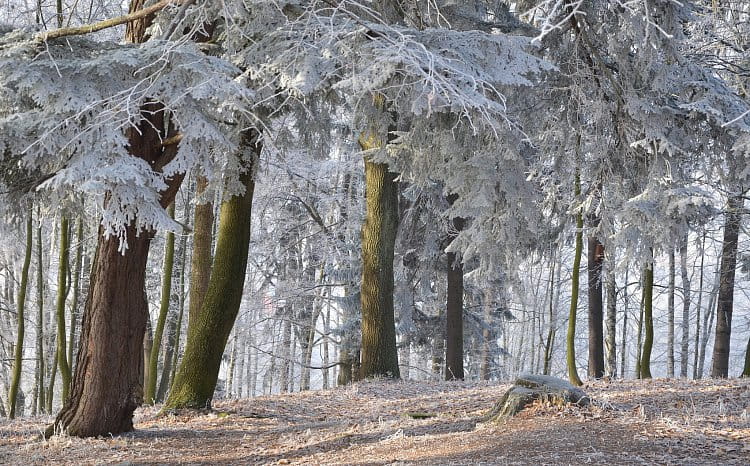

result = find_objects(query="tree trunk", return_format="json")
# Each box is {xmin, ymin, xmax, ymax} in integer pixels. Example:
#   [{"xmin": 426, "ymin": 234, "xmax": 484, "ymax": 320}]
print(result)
[
  {"xmin": 667, "ymin": 249, "xmax": 675, "ymax": 378},
  {"xmin": 9, "ymin": 215, "xmax": 33, "ymax": 418},
  {"xmin": 445, "ymin": 195, "xmax": 465, "ymax": 381},
  {"xmin": 566, "ymin": 173, "xmax": 583, "ymax": 387},
  {"xmin": 359, "ymin": 94, "xmax": 400, "ymax": 380},
  {"xmin": 54, "ymin": 216, "xmax": 72, "ymax": 404},
  {"xmin": 620, "ymin": 269, "xmax": 629, "ymax": 379},
  {"xmin": 189, "ymin": 175, "xmax": 214, "ymax": 326},
  {"xmin": 35, "ymin": 215, "xmax": 46, "ymax": 414},
  {"xmin": 67, "ymin": 219, "xmax": 84, "ymax": 374},
  {"xmin": 742, "ymin": 335, "xmax": 750, "ymax": 377},
  {"xmin": 587, "ymin": 235, "xmax": 604, "ymax": 379},
  {"xmin": 640, "ymin": 259, "xmax": 654, "ymax": 379},
  {"xmin": 163, "ymin": 134, "xmax": 258, "ymax": 410},
  {"xmin": 693, "ymin": 233, "xmax": 706, "ymax": 379},
  {"xmin": 145, "ymin": 203, "xmax": 176, "ymax": 404},
  {"xmin": 679, "ymin": 235, "xmax": 690, "ymax": 378},
  {"xmin": 605, "ymin": 268, "xmax": 617, "ymax": 378},
  {"xmin": 711, "ymin": 194, "xmax": 743, "ymax": 378}
]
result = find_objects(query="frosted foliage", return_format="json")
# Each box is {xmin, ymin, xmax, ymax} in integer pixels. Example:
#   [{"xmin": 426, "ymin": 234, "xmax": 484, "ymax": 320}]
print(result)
[{"xmin": 0, "ymin": 31, "xmax": 253, "ymax": 247}]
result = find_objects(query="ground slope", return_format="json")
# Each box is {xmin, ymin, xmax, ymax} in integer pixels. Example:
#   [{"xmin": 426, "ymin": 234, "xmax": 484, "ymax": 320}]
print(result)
[{"xmin": 1, "ymin": 378, "xmax": 748, "ymax": 464}]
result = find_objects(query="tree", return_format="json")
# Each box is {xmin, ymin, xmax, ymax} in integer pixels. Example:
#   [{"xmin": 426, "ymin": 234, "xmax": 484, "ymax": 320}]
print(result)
[
  {"xmin": 567, "ymin": 170, "xmax": 583, "ymax": 387},
  {"xmin": 164, "ymin": 132, "xmax": 258, "ymax": 410},
  {"xmin": 8, "ymin": 214, "xmax": 32, "ymax": 418},
  {"xmin": 358, "ymin": 94, "xmax": 401, "ymax": 380},
  {"xmin": 711, "ymin": 194, "xmax": 744, "ymax": 378},
  {"xmin": 587, "ymin": 233, "xmax": 604, "ymax": 379},
  {"xmin": 639, "ymin": 258, "xmax": 654, "ymax": 379},
  {"xmin": 54, "ymin": 215, "xmax": 72, "ymax": 404},
  {"xmin": 445, "ymin": 195, "xmax": 465, "ymax": 381}
]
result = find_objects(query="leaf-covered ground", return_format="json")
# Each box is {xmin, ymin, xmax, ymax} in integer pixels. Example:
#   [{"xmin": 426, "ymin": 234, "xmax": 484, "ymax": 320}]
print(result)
[{"xmin": 1, "ymin": 378, "xmax": 748, "ymax": 464}]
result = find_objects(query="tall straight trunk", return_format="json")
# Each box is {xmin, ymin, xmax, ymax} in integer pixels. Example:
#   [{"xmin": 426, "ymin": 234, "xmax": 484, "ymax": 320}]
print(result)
[
  {"xmin": 35, "ymin": 216, "xmax": 45, "ymax": 414},
  {"xmin": 55, "ymin": 216, "xmax": 72, "ymax": 404},
  {"xmin": 605, "ymin": 268, "xmax": 617, "ymax": 378},
  {"xmin": 640, "ymin": 258, "xmax": 654, "ymax": 379},
  {"xmin": 543, "ymin": 248, "xmax": 559, "ymax": 376},
  {"xmin": 445, "ymin": 195, "xmax": 465, "ymax": 381},
  {"xmin": 667, "ymin": 249, "xmax": 675, "ymax": 378},
  {"xmin": 587, "ymin": 235, "xmax": 605, "ymax": 379},
  {"xmin": 620, "ymin": 269, "xmax": 629, "ymax": 379},
  {"xmin": 67, "ymin": 219, "xmax": 84, "ymax": 373},
  {"xmin": 711, "ymin": 194, "xmax": 743, "ymax": 378},
  {"xmin": 635, "ymin": 279, "xmax": 645, "ymax": 378},
  {"xmin": 432, "ymin": 308, "xmax": 445, "ymax": 379},
  {"xmin": 693, "ymin": 234, "xmax": 706, "ymax": 379},
  {"xmin": 189, "ymin": 175, "xmax": 214, "ymax": 326},
  {"xmin": 566, "ymin": 172, "xmax": 583, "ymax": 387},
  {"xmin": 322, "ymin": 299, "xmax": 331, "ymax": 388},
  {"xmin": 145, "ymin": 203, "xmax": 176, "ymax": 404},
  {"xmin": 482, "ymin": 289, "xmax": 495, "ymax": 379},
  {"xmin": 679, "ymin": 235, "xmax": 690, "ymax": 378},
  {"xmin": 226, "ymin": 334, "xmax": 237, "ymax": 397},
  {"xmin": 699, "ymin": 261, "xmax": 720, "ymax": 378},
  {"xmin": 9, "ymin": 215, "xmax": 33, "ymax": 418},
  {"xmin": 163, "ymin": 134, "xmax": 258, "ymax": 410},
  {"xmin": 168, "ymin": 202, "xmax": 190, "ymax": 391},
  {"xmin": 359, "ymin": 94, "xmax": 400, "ymax": 380},
  {"xmin": 47, "ymin": 3, "xmax": 183, "ymax": 434}
]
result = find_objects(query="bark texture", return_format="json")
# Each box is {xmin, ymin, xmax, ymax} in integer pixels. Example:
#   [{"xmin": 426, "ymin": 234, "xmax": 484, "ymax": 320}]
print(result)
[
  {"xmin": 640, "ymin": 262, "xmax": 654, "ymax": 379},
  {"xmin": 9, "ymin": 215, "xmax": 32, "ymax": 418},
  {"xmin": 189, "ymin": 175, "xmax": 214, "ymax": 325},
  {"xmin": 587, "ymin": 235, "xmax": 604, "ymax": 379},
  {"xmin": 711, "ymin": 195, "xmax": 743, "ymax": 378},
  {"xmin": 445, "ymin": 195, "xmax": 465, "ymax": 381},
  {"xmin": 566, "ymin": 174, "xmax": 583, "ymax": 387}
]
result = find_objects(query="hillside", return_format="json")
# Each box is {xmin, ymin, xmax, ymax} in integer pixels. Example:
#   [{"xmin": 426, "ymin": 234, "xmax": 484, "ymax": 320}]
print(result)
[{"xmin": 1, "ymin": 378, "xmax": 748, "ymax": 465}]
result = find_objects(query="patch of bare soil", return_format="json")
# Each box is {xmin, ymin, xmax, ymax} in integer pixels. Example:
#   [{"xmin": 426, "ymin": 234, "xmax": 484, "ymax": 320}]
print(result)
[{"xmin": 1, "ymin": 378, "xmax": 748, "ymax": 465}]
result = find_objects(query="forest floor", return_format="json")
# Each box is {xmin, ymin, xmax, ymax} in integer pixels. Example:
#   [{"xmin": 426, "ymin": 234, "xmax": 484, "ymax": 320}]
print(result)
[{"xmin": 1, "ymin": 377, "xmax": 748, "ymax": 465}]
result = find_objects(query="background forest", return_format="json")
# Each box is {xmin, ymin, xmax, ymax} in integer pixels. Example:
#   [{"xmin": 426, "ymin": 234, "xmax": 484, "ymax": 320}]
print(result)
[{"xmin": 0, "ymin": 0, "xmax": 749, "ymax": 439}]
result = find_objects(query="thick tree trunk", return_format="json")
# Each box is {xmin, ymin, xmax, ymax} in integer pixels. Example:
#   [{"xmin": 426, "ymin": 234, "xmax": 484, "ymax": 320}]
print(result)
[
  {"xmin": 189, "ymin": 175, "xmax": 214, "ymax": 326},
  {"xmin": 445, "ymin": 195, "xmax": 465, "ymax": 381},
  {"xmin": 587, "ymin": 235, "xmax": 604, "ymax": 379},
  {"xmin": 163, "ymin": 136, "xmax": 257, "ymax": 410},
  {"xmin": 359, "ymin": 95, "xmax": 400, "ymax": 380},
  {"xmin": 711, "ymin": 195, "xmax": 743, "ymax": 378},
  {"xmin": 640, "ymin": 260, "xmax": 654, "ymax": 379},
  {"xmin": 9, "ymin": 215, "xmax": 32, "ymax": 418}
]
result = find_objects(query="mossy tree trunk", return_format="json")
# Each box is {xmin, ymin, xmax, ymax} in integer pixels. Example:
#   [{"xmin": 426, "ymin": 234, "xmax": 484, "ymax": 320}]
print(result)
[
  {"xmin": 9, "ymin": 214, "xmax": 33, "ymax": 418},
  {"xmin": 163, "ymin": 132, "xmax": 258, "ymax": 410},
  {"xmin": 358, "ymin": 94, "xmax": 400, "ymax": 380},
  {"xmin": 189, "ymin": 175, "xmax": 214, "ymax": 326},
  {"xmin": 145, "ymin": 203, "xmax": 176, "ymax": 404},
  {"xmin": 54, "ymin": 216, "xmax": 72, "ymax": 404},
  {"xmin": 566, "ymin": 172, "xmax": 583, "ymax": 387},
  {"xmin": 711, "ymin": 194, "xmax": 743, "ymax": 378}
]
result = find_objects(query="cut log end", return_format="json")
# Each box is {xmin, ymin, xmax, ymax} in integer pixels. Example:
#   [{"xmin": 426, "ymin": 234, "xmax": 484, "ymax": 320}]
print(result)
[{"xmin": 483, "ymin": 374, "xmax": 590, "ymax": 422}]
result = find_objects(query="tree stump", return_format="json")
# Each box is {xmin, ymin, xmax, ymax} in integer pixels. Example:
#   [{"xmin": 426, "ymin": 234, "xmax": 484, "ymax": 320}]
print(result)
[{"xmin": 483, "ymin": 374, "xmax": 590, "ymax": 422}]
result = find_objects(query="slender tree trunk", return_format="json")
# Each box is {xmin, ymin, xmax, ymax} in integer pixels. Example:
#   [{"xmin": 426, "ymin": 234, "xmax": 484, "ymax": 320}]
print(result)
[
  {"xmin": 359, "ymin": 94, "xmax": 400, "ymax": 380},
  {"xmin": 279, "ymin": 316, "xmax": 292, "ymax": 393},
  {"xmin": 9, "ymin": 215, "xmax": 33, "ymax": 418},
  {"xmin": 67, "ymin": 219, "xmax": 84, "ymax": 374},
  {"xmin": 566, "ymin": 172, "xmax": 583, "ymax": 387},
  {"xmin": 620, "ymin": 269, "xmax": 629, "ymax": 379},
  {"xmin": 55, "ymin": 216, "xmax": 72, "ymax": 404},
  {"xmin": 168, "ymin": 201, "xmax": 190, "ymax": 392},
  {"xmin": 699, "ymin": 260, "xmax": 720, "ymax": 378},
  {"xmin": 145, "ymin": 203, "xmax": 176, "ymax": 404},
  {"xmin": 605, "ymin": 268, "xmax": 617, "ymax": 378},
  {"xmin": 543, "ymin": 248, "xmax": 559, "ymax": 376},
  {"xmin": 163, "ymin": 133, "xmax": 258, "ymax": 410},
  {"xmin": 667, "ymin": 249, "xmax": 675, "ymax": 378},
  {"xmin": 711, "ymin": 194, "xmax": 743, "ymax": 378},
  {"xmin": 742, "ymin": 335, "xmax": 750, "ymax": 377},
  {"xmin": 679, "ymin": 235, "xmax": 690, "ymax": 378},
  {"xmin": 587, "ymin": 235, "xmax": 604, "ymax": 379},
  {"xmin": 693, "ymin": 234, "xmax": 706, "ymax": 379},
  {"xmin": 35, "ymin": 216, "xmax": 46, "ymax": 414},
  {"xmin": 640, "ymin": 258, "xmax": 654, "ymax": 379}
]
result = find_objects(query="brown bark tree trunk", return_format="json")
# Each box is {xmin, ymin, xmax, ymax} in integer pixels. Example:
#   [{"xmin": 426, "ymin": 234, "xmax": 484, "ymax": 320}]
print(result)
[
  {"xmin": 445, "ymin": 195, "xmax": 465, "ymax": 381},
  {"xmin": 711, "ymin": 194, "xmax": 744, "ymax": 378},
  {"xmin": 587, "ymin": 235, "xmax": 605, "ymax": 379}
]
